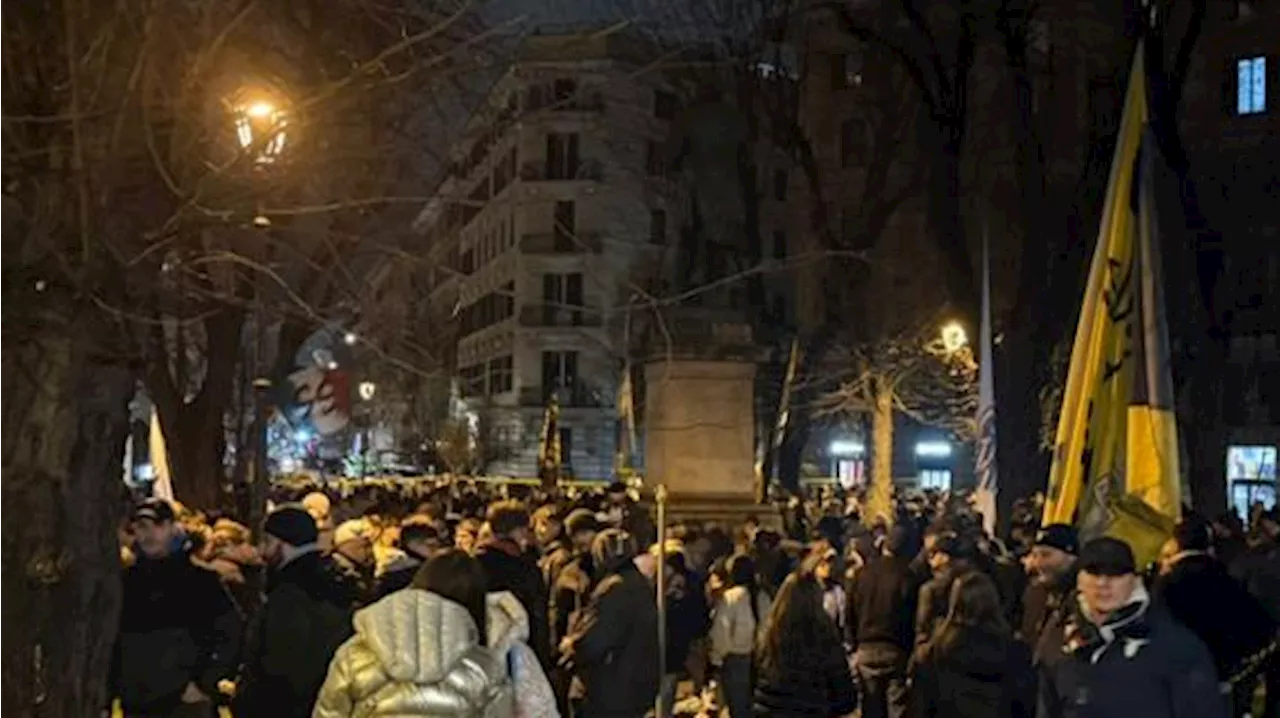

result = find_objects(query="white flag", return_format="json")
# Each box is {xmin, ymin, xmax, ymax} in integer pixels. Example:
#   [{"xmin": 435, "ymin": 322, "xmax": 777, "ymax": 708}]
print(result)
[
  {"xmin": 974, "ymin": 227, "xmax": 998, "ymax": 536},
  {"xmin": 150, "ymin": 408, "xmax": 175, "ymax": 501}
]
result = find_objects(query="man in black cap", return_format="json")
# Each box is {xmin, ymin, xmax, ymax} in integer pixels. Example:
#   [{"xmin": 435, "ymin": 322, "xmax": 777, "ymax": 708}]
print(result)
[
  {"xmin": 233, "ymin": 505, "xmax": 352, "ymax": 718},
  {"xmin": 111, "ymin": 499, "xmax": 242, "ymax": 717},
  {"xmin": 1038, "ymin": 536, "xmax": 1226, "ymax": 718},
  {"xmin": 847, "ymin": 525, "xmax": 920, "ymax": 718},
  {"xmin": 1020, "ymin": 524, "xmax": 1079, "ymax": 666}
]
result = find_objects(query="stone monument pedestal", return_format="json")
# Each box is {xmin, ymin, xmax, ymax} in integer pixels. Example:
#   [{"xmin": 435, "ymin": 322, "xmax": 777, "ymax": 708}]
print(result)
[{"xmin": 642, "ymin": 312, "xmax": 768, "ymax": 525}]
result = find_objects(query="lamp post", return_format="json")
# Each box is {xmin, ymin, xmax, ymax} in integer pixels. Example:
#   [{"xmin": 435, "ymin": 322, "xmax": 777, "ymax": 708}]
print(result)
[
  {"xmin": 233, "ymin": 91, "xmax": 288, "ymax": 528},
  {"xmin": 359, "ymin": 381, "xmax": 376, "ymax": 479}
]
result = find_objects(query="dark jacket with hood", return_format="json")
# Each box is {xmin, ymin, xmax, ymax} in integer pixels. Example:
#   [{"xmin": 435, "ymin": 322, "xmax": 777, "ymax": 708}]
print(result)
[
  {"xmin": 1154, "ymin": 551, "xmax": 1276, "ymax": 680},
  {"xmin": 373, "ymin": 549, "xmax": 425, "ymax": 600},
  {"xmin": 911, "ymin": 625, "xmax": 1034, "ymax": 718},
  {"xmin": 1037, "ymin": 585, "xmax": 1227, "ymax": 718},
  {"xmin": 564, "ymin": 560, "xmax": 660, "ymax": 718},
  {"xmin": 847, "ymin": 554, "xmax": 919, "ymax": 653},
  {"xmin": 111, "ymin": 543, "xmax": 242, "ymax": 715},
  {"xmin": 475, "ymin": 536, "xmax": 551, "ymax": 668},
  {"xmin": 232, "ymin": 549, "xmax": 353, "ymax": 718}
]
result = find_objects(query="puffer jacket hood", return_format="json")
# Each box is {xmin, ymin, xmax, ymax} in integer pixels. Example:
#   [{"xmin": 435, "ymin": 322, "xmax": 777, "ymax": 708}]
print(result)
[
  {"xmin": 350, "ymin": 589, "xmax": 529, "ymax": 684},
  {"xmin": 351, "ymin": 590, "xmax": 479, "ymax": 683},
  {"xmin": 485, "ymin": 591, "xmax": 530, "ymax": 654}
]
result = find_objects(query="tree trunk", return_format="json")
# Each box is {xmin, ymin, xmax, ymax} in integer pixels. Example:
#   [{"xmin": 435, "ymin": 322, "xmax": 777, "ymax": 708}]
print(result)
[
  {"xmin": 865, "ymin": 378, "xmax": 895, "ymax": 524},
  {"xmin": 2, "ymin": 315, "xmax": 132, "ymax": 717}
]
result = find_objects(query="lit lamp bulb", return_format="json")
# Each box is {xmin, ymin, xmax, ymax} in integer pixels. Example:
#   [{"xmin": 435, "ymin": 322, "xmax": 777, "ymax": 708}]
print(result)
[
  {"xmin": 358, "ymin": 382, "xmax": 377, "ymax": 401},
  {"xmin": 940, "ymin": 322, "xmax": 968, "ymax": 353}
]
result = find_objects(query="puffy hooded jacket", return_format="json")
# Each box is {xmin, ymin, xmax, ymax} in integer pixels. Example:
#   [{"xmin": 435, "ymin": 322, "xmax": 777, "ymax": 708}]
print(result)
[{"xmin": 312, "ymin": 590, "xmax": 556, "ymax": 718}]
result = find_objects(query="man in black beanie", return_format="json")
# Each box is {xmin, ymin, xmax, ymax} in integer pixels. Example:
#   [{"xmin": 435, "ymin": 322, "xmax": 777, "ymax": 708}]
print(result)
[
  {"xmin": 233, "ymin": 506, "xmax": 352, "ymax": 718},
  {"xmin": 847, "ymin": 524, "xmax": 920, "ymax": 718},
  {"xmin": 1021, "ymin": 523, "xmax": 1080, "ymax": 668}
]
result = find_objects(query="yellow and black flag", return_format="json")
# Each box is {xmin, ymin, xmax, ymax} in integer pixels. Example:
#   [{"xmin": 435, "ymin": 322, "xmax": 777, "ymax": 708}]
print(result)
[
  {"xmin": 1041, "ymin": 44, "xmax": 1181, "ymax": 566},
  {"xmin": 538, "ymin": 394, "xmax": 561, "ymax": 489}
]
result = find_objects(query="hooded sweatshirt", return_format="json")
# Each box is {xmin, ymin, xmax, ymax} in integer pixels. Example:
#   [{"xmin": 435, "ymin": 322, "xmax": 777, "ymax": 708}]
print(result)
[{"xmin": 312, "ymin": 590, "xmax": 556, "ymax": 718}]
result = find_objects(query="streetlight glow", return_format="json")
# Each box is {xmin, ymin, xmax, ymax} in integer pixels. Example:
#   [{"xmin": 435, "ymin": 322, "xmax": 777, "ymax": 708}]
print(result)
[
  {"xmin": 940, "ymin": 321, "xmax": 968, "ymax": 353},
  {"xmin": 233, "ymin": 94, "xmax": 288, "ymax": 164},
  {"xmin": 358, "ymin": 382, "xmax": 377, "ymax": 401},
  {"xmin": 343, "ymin": 332, "xmax": 358, "ymax": 346}
]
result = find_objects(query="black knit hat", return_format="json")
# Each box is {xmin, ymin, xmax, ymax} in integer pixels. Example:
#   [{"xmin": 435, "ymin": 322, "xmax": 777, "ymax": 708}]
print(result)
[
  {"xmin": 1034, "ymin": 524, "xmax": 1080, "ymax": 556},
  {"xmin": 1078, "ymin": 536, "xmax": 1136, "ymax": 577},
  {"xmin": 264, "ymin": 505, "xmax": 318, "ymax": 547}
]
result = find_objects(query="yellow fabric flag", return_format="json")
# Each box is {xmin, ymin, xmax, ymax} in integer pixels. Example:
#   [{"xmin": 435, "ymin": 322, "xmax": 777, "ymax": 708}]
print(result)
[{"xmin": 1041, "ymin": 44, "xmax": 1181, "ymax": 567}]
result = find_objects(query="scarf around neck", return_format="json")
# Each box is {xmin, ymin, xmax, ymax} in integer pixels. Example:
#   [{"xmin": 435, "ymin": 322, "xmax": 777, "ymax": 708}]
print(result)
[{"xmin": 1064, "ymin": 582, "xmax": 1152, "ymax": 664}]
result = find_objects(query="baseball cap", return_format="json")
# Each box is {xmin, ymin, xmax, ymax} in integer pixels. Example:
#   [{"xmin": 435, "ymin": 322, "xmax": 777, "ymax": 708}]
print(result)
[
  {"xmin": 1078, "ymin": 536, "xmax": 1136, "ymax": 576},
  {"xmin": 1033, "ymin": 524, "xmax": 1080, "ymax": 555},
  {"xmin": 133, "ymin": 498, "xmax": 176, "ymax": 524}
]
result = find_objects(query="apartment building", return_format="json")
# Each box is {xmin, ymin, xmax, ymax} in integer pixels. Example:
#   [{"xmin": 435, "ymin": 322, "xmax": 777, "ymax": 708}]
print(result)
[{"xmin": 412, "ymin": 31, "xmax": 681, "ymax": 479}]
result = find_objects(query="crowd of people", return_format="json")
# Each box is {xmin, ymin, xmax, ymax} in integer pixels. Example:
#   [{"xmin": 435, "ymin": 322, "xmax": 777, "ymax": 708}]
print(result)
[{"xmin": 110, "ymin": 478, "xmax": 1280, "ymax": 718}]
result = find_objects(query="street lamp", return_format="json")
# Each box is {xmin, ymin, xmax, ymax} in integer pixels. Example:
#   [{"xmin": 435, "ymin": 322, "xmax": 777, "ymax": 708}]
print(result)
[
  {"xmin": 940, "ymin": 321, "xmax": 969, "ymax": 354},
  {"xmin": 343, "ymin": 331, "xmax": 358, "ymax": 346},
  {"xmin": 357, "ymin": 382, "xmax": 377, "ymax": 478},
  {"xmin": 233, "ymin": 98, "xmax": 288, "ymax": 165}
]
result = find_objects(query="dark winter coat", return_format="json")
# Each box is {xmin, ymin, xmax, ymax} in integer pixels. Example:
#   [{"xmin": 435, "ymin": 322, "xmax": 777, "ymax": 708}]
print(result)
[
  {"xmin": 232, "ymin": 550, "xmax": 353, "ymax": 718},
  {"xmin": 1154, "ymin": 552, "xmax": 1276, "ymax": 680},
  {"xmin": 915, "ymin": 561, "xmax": 978, "ymax": 651},
  {"xmin": 1037, "ymin": 589, "xmax": 1227, "ymax": 718},
  {"xmin": 847, "ymin": 554, "xmax": 919, "ymax": 653},
  {"xmin": 325, "ymin": 550, "xmax": 376, "ymax": 610},
  {"xmin": 911, "ymin": 625, "xmax": 1034, "ymax": 718},
  {"xmin": 1021, "ymin": 567, "xmax": 1077, "ymax": 673},
  {"xmin": 1230, "ymin": 541, "xmax": 1280, "ymax": 623},
  {"xmin": 564, "ymin": 562, "xmax": 660, "ymax": 718},
  {"xmin": 111, "ymin": 549, "xmax": 242, "ymax": 715},
  {"xmin": 476, "ymin": 537, "xmax": 551, "ymax": 668},
  {"xmin": 663, "ymin": 562, "xmax": 710, "ymax": 673},
  {"xmin": 373, "ymin": 551, "xmax": 423, "ymax": 601},
  {"xmin": 752, "ymin": 623, "xmax": 857, "ymax": 717}
]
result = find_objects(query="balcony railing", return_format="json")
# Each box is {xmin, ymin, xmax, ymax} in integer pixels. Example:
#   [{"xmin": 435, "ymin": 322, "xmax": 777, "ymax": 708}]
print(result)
[
  {"xmin": 519, "ymin": 382, "xmax": 604, "ymax": 408},
  {"xmin": 520, "ymin": 232, "xmax": 603, "ymax": 254},
  {"xmin": 519, "ymin": 304, "xmax": 603, "ymax": 328},
  {"xmin": 519, "ymin": 159, "xmax": 603, "ymax": 182}
]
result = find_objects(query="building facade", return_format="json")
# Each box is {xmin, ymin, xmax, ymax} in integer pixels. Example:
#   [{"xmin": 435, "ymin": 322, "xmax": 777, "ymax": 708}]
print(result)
[
  {"xmin": 1179, "ymin": 1, "xmax": 1280, "ymax": 516},
  {"xmin": 412, "ymin": 32, "xmax": 679, "ymax": 479}
]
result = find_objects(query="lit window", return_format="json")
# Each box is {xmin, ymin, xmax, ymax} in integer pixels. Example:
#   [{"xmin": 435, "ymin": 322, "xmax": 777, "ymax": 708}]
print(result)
[
  {"xmin": 1237, "ymin": 56, "xmax": 1267, "ymax": 115},
  {"xmin": 919, "ymin": 469, "xmax": 952, "ymax": 491},
  {"xmin": 1227, "ymin": 445, "xmax": 1277, "ymax": 480}
]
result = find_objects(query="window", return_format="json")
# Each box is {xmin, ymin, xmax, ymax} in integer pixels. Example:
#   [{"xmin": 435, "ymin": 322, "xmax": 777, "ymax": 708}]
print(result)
[
  {"xmin": 772, "ymin": 168, "xmax": 788, "ymax": 201},
  {"xmin": 460, "ymin": 364, "xmax": 486, "ymax": 397},
  {"xmin": 654, "ymin": 90, "xmax": 678, "ymax": 120},
  {"xmin": 1237, "ymin": 56, "xmax": 1267, "ymax": 115},
  {"xmin": 650, "ymin": 209, "xmax": 667, "ymax": 244},
  {"xmin": 553, "ymin": 201, "xmax": 576, "ymax": 250},
  {"xmin": 542, "ymin": 351, "xmax": 578, "ymax": 397},
  {"xmin": 545, "ymin": 133, "xmax": 581, "ymax": 179},
  {"xmin": 772, "ymin": 229, "xmax": 786, "ymax": 259},
  {"xmin": 1228, "ymin": 445, "xmax": 1277, "ymax": 481},
  {"xmin": 830, "ymin": 53, "xmax": 862, "ymax": 90},
  {"xmin": 918, "ymin": 469, "xmax": 952, "ymax": 491},
  {"xmin": 488, "ymin": 356, "xmax": 513, "ymax": 394},
  {"xmin": 553, "ymin": 78, "xmax": 578, "ymax": 105},
  {"xmin": 542, "ymin": 273, "xmax": 584, "ymax": 325},
  {"xmin": 558, "ymin": 427, "xmax": 573, "ymax": 460},
  {"xmin": 841, "ymin": 119, "xmax": 864, "ymax": 168},
  {"xmin": 646, "ymin": 140, "xmax": 666, "ymax": 177}
]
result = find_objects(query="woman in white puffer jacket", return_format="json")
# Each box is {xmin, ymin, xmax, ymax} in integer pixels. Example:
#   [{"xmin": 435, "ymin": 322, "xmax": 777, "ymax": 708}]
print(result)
[{"xmin": 313, "ymin": 549, "xmax": 557, "ymax": 718}]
